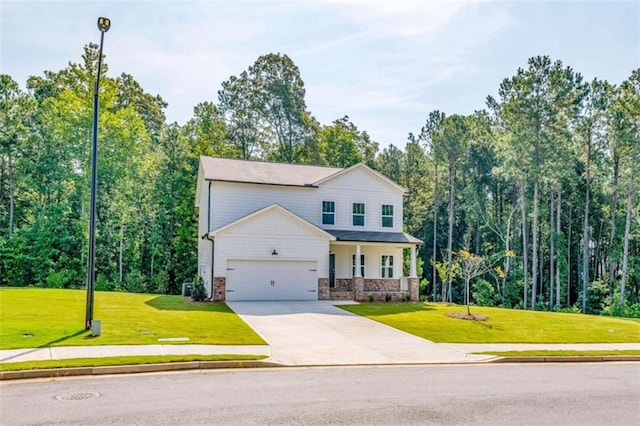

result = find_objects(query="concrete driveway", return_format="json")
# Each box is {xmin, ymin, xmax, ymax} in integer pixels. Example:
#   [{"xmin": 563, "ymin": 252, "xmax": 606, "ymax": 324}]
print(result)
[{"xmin": 227, "ymin": 301, "xmax": 488, "ymax": 366}]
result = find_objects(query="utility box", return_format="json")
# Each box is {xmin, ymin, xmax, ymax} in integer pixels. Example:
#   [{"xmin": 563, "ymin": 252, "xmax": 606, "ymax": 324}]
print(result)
[
  {"xmin": 91, "ymin": 320, "xmax": 101, "ymax": 337},
  {"xmin": 182, "ymin": 283, "xmax": 193, "ymax": 297}
]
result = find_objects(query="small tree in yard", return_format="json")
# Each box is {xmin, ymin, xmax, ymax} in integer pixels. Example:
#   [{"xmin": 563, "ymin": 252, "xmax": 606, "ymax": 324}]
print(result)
[
  {"xmin": 191, "ymin": 276, "xmax": 208, "ymax": 302},
  {"xmin": 456, "ymin": 250, "xmax": 495, "ymax": 315}
]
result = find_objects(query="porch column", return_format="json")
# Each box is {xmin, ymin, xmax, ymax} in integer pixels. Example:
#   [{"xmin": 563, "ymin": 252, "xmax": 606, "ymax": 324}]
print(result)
[
  {"xmin": 354, "ymin": 244, "xmax": 364, "ymax": 301},
  {"xmin": 410, "ymin": 245, "xmax": 418, "ymax": 278},
  {"xmin": 355, "ymin": 244, "xmax": 362, "ymax": 277}
]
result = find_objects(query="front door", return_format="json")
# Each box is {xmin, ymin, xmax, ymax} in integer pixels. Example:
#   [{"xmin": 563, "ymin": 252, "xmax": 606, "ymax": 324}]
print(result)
[{"xmin": 329, "ymin": 254, "xmax": 335, "ymax": 288}]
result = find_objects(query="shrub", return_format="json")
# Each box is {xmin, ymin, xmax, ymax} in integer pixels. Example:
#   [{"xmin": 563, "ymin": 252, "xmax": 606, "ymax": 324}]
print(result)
[
  {"xmin": 472, "ymin": 279, "xmax": 498, "ymax": 307},
  {"xmin": 125, "ymin": 270, "xmax": 147, "ymax": 294},
  {"xmin": 419, "ymin": 278, "xmax": 429, "ymax": 296},
  {"xmin": 502, "ymin": 279, "xmax": 524, "ymax": 308},
  {"xmin": 602, "ymin": 292, "xmax": 640, "ymax": 318},
  {"xmin": 368, "ymin": 294, "xmax": 375, "ymax": 302},
  {"xmin": 625, "ymin": 303, "xmax": 640, "ymax": 318},
  {"xmin": 558, "ymin": 304, "xmax": 581, "ymax": 314},
  {"xmin": 582, "ymin": 280, "xmax": 609, "ymax": 314},
  {"xmin": 95, "ymin": 274, "xmax": 114, "ymax": 291},
  {"xmin": 152, "ymin": 270, "xmax": 170, "ymax": 295},
  {"xmin": 45, "ymin": 269, "xmax": 75, "ymax": 289},
  {"xmin": 401, "ymin": 293, "xmax": 411, "ymax": 302},
  {"xmin": 385, "ymin": 293, "xmax": 392, "ymax": 302},
  {"xmin": 191, "ymin": 276, "xmax": 208, "ymax": 302},
  {"xmin": 535, "ymin": 294, "xmax": 549, "ymax": 311}
]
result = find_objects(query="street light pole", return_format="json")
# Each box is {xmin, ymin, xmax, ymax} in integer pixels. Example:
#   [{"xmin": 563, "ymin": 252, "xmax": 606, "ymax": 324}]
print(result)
[{"xmin": 85, "ymin": 17, "xmax": 111, "ymax": 330}]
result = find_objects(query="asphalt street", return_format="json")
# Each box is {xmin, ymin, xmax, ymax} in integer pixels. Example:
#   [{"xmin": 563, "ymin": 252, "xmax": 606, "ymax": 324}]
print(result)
[{"xmin": 1, "ymin": 363, "xmax": 639, "ymax": 425}]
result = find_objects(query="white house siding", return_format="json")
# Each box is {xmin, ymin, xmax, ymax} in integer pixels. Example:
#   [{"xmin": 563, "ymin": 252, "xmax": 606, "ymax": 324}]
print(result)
[
  {"xmin": 319, "ymin": 167, "xmax": 404, "ymax": 232},
  {"xmin": 211, "ymin": 182, "xmax": 316, "ymax": 230},
  {"xmin": 331, "ymin": 244, "xmax": 403, "ymax": 279},
  {"xmin": 197, "ymin": 181, "xmax": 213, "ymax": 295},
  {"xmin": 331, "ymin": 245, "xmax": 352, "ymax": 278},
  {"xmin": 210, "ymin": 167, "xmax": 403, "ymax": 233},
  {"xmin": 213, "ymin": 207, "xmax": 330, "ymax": 278}
]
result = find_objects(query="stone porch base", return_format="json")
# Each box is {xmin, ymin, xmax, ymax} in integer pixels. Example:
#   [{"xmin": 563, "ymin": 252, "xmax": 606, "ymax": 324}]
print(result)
[{"xmin": 329, "ymin": 277, "xmax": 419, "ymax": 302}]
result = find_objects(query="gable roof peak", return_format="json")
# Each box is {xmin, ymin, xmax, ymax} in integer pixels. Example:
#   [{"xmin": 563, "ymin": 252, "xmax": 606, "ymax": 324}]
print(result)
[{"xmin": 313, "ymin": 163, "xmax": 407, "ymax": 193}]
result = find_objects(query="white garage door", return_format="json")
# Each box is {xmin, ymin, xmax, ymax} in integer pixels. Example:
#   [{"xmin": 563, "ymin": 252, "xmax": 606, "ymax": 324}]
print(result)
[{"xmin": 226, "ymin": 260, "xmax": 318, "ymax": 301}]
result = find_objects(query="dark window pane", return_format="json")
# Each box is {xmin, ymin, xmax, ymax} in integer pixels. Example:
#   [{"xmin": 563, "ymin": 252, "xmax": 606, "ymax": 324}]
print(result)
[
  {"xmin": 322, "ymin": 213, "xmax": 334, "ymax": 225},
  {"xmin": 382, "ymin": 217, "xmax": 393, "ymax": 227}
]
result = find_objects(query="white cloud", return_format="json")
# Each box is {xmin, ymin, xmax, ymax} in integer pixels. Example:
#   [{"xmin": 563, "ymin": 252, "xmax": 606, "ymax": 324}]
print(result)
[
  {"xmin": 292, "ymin": 32, "xmax": 371, "ymax": 57},
  {"xmin": 324, "ymin": 0, "xmax": 469, "ymax": 39}
]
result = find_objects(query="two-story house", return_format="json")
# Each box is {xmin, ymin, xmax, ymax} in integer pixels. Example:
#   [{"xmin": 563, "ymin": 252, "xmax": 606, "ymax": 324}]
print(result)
[{"xmin": 196, "ymin": 157, "xmax": 422, "ymax": 302}]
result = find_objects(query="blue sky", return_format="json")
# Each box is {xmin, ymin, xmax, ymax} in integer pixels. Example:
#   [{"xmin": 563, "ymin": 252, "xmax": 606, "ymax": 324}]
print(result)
[{"xmin": 2, "ymin": 0, "xmax": 638, "ymax": 148}]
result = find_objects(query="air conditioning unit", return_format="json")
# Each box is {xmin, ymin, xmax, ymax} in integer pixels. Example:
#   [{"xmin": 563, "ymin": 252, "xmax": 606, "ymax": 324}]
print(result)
[{"xmin": 182, "ymin": 282, "xmax": 193, "ymax": 297}]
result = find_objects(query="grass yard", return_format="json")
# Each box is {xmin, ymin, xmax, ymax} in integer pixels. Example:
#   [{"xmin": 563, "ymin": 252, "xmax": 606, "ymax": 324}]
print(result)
[
  {"xmin": 0, "ymin": 354, "xmax": 267, "ymax": 372},
  {"xmin": 474, "ymin": 350, "xmax": 640, "ymax": 357},
  {"xmin": 0, "ymin": 288, "xmax": 265, "ymax": 349},
  {"xmin": 339, "ymin": 303, "xmax": 640, "ymax": 343}
]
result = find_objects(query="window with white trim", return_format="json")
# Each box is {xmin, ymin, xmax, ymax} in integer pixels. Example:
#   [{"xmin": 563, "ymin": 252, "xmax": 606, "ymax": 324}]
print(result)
[
  {"xmin": 382, "ymin": 204, "xmax": 393, "ymax": 228},
  {"xmin": 381, "ymin": 255, "xmax": 394, "ymax": 278},
  {"xmin": 322, "ymin": 201, "xmax": 335, "ymax": 225},
  {"xmin": 352, "ymin": 254, "xmax": 365, "ymax": 277},
  {"xmin": 353, "ymin": 203, "xmax": 365, "ymax": 226}
]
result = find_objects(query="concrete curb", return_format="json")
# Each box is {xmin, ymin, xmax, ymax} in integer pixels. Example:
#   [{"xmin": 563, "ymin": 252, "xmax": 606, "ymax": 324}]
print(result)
[
  {"xmin": 489, "ymin": 355, "xmax": 640, "ymax": 363},
  {"xmin": 3, "ymin": 356, "xmax": 639, "ymax": 380},
  {"xmin": 0, "ymin": 360, "xmax": 283, "ymax": 381}
]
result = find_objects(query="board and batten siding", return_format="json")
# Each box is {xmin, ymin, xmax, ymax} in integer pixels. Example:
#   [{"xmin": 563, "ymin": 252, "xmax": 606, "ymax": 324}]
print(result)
[
  {"xmin": 209, "ymin": 167, "xmax": 404, "ymax": 233},
  {"xmin": 213, "ymin": 207, "xmax": 330, "ymax": 278}
]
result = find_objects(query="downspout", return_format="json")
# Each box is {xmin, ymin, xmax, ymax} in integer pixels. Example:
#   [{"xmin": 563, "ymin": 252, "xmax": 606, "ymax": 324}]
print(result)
[
  {"xmin": 206, "ymin": 235, "xmax": 215, "ymax": 300},
  {"xmin": 207, "ymin": 181, "xmax": 212, "ymax": 232}
]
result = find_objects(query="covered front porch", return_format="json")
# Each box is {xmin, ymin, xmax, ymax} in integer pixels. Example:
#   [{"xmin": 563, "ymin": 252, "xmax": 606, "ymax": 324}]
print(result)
[{"xmin": 320, "ymin": 230, "xmax": 422, "ymax": 302}]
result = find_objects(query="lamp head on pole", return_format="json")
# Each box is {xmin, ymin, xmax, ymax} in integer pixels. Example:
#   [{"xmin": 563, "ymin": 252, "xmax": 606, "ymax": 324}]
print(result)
[{"xmin": 97, "ymin": 17, "xmax": 111, "ymax": 33}]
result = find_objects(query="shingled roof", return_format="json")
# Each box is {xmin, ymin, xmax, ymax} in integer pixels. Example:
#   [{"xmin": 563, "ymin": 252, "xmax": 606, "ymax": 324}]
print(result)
[
  {"xmin": 200, "ymin": 157, "xmax": 343, "ymax": 187},
  {"xmin": 325, "ymin": 230, "xmax": 423, "ymax": 244}
]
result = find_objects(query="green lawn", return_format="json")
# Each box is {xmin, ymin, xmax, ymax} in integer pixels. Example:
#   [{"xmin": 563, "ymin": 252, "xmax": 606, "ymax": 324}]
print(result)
[
  {"xmin": 0, "ymin": 354, "xmax": 267, "ymax": 372},
  {"xmin": 474, "ymin": 350, "xmax": 640, "ymax": 357},
  {"xmin": 0, "ymin": 288, "xmax": 265, "ymax": 349},
  {"xmin": 339, "ymin": 303, "xmax": 640, "ymax": 343}
]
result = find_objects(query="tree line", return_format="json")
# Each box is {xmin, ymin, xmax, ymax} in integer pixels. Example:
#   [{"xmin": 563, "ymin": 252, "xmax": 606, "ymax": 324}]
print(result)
[{"xmin": 1, "ymin": 45, "xmax": 638, "ymax": 316}]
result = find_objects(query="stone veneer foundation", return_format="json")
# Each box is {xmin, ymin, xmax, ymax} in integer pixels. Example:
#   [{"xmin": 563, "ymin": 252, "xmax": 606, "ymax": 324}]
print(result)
[
  {"xmin": 317, "ymin": 278, "xmax": 329, "ymax": 300},
  {"xmin": 213, "ymin": 277, "xmax": 226, "ymax": 302},
  {"xmin": 328, "ymin": 277, "xmax": 420, "ymax": 302},
  {"xmin": 353, "ymin": 277, "xmax": 364, "ymax": 301},
  {"xmin": 329, "ymin": 291, "xmax": 355, "ymax": 301},
  {"xmin": 333, "ymin": 279, "xmax": 353, "ymax": 291},
  {"xmin": 363, "ymin": 279, "xmax": 400, "ymax": 292},
  {"xmin": 408, "ymin": 277, "xmax": 419, "ymax": 302}
]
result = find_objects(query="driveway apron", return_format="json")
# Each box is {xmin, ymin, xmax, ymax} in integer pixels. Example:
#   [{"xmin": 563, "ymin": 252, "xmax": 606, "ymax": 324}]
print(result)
[{"xmin": 227, "ymin": 301, "xmax": 484, "ymax": 365}]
